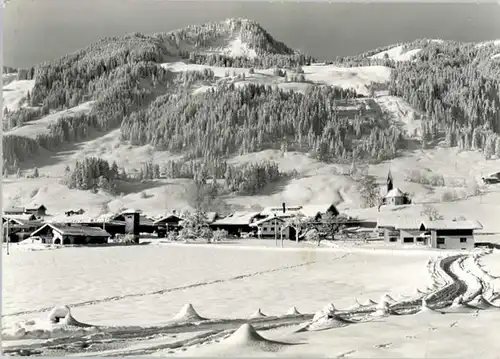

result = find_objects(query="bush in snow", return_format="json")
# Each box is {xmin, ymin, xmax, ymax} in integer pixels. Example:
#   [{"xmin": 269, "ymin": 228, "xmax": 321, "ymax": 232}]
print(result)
[
  {"xmin": 305, "ymin": 228, "xmax": 320, "ymax": 245},
  {"xmin": 212, "ymin": 229, "xmax": 229, "ymax": 242},
  {"xmin": 167, "ymin": 231, "xmax": 178, "ymax": 241},
  {"xmin": 199, "ymin": 227, "xmax": 213, "ymax": 242}
]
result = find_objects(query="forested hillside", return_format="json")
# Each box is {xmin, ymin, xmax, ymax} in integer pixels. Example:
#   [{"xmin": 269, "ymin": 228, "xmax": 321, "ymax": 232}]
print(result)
[
  {"xmin": 120, "ymin": 83, "xmax": 404, "ymax": 163},
  {"xmin": 3, "ymin": 18, "xmax": 500, "ymax": 180},
  {"xmin": 389, "ymin": 41, "xmax": 500, "ymax": 158}
]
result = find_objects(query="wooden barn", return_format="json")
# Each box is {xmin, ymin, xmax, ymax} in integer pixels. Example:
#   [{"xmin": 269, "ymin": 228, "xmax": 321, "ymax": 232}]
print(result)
[
  {"xmin": 30, "ymin": 223, "xmax": 111, "ymax": 245},
  {"xmin": 209, "ymin": 212, "xmax": 261, "ymax": 237},
  {"xmin": 2, "ymin": 214, "xmax": 44, "ymax": 242},
  {"xmin": 153, "ymin": 213, "xmax": 184, "ymax": 237},
  {"xmin": 24, "ymin": 204, "xmax": 48, "ymax": 217}
]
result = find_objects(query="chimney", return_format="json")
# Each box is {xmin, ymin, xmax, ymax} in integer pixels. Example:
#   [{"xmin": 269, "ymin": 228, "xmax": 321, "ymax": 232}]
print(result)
[{"xmin": 282, "ymin": 202, "xmax": 286, "ymax": 214}]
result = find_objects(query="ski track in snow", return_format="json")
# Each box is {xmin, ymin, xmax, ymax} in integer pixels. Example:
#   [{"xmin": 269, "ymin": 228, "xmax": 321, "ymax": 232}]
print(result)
[{"xmin": 5, "ymin": 251, "xmax": 500, "ymax": 357}]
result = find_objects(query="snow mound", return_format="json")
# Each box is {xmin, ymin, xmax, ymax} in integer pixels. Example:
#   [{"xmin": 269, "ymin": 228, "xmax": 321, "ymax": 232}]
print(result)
[
  {"xmin": 372, "ymin": 300, "xmax": 390, "ymax": 317},
  {"xmin": 466, "ymin": 296, "xmax": 495, "ymax": 310},
  {"xmin": 356, "ymin": 298, "xmax": 377, "ymax": 307},
  {"xmin": 248, "ymin": 308, "xmax": 267, "ymax": 319},
  {"xmin": 380, "ymin": 293, "xmax": 396, "ymax": 304},
  {"xmin": 2, "ymin": 306, "xmax": 95, "ymax": 340},
  {"xmin": 47, "ymin": 305, "xmax": 71, "ymax": 323},
  {"xmin": 312, "ymin": 303, "xmax": 335, "ymax": 321},
  {"xmin": 344, "ymin": 301, "xmax": 361, "ymax": 311},
  {"xmin": 171, "ymin": 303, "xmax": 206, "ymax": 322},
  {"xmin": 306, "ymin": 303, "xmax": 359, "ymax": 332},
  {"xmin": 286, "ymin": 306, "xmax": 301, "ymax": 315},
  {"xmin": 219, "ymin": 323, "xmax": 294, "ymax": 352}
]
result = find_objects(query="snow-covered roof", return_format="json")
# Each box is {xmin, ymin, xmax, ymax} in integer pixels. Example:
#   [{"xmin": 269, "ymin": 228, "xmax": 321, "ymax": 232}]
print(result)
[
  {"xmin": 153, "ymin": 213, "xmax": 183, "ymax": 224},
  {"xmin": 250, "ymin": 216, "xmax": 286, "ymax": 227},
  {"xmin": 260, "ymin": 206, "xmax": 302, "ymax": 217},
  {"xmin": 385, "ymin": 188, "xmax": 405, "ymax": 198},
  {"xmin": 212, "ymin": 212, "xmax": 260, "ymax": 226},
  {"xmin": 300, "ymin": 204, "xmax": 336, "ymax": 218},
  {"xmin": 25, "ymin": 203, "xmax": 46, "ymax": 210},
  {"xmin": 3, "ymin": 214, "xmax": 38, "ymax": 222},
  {"xmin": 32, "ymin": 223, "xmax": 111, "ymax": 237},
  {"xmin": 395, "ymin": 218, "xmax": 427, "ymax": 230},
  {"xmin": 421, "ymin": 220, "xmax": 483, "ymax": 231},
  {"xmin": 3, "ymin": 206, "xmax": 24, "ymax": 213}
]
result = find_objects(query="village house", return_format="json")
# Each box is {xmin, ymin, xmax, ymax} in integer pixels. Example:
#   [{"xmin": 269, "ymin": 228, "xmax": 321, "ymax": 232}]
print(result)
[
  {"xmin": 65, "ymin": 209, "xmax": 85, "ymax": 216},
  {"xmin": 420, "ymin": 220, "xmax": 483, "ymax": 250},
  {"xmin": 249, "ymin": 215, "xmax": 293, "ymax": 240},
  {"xmin": 47, "ymin": 214, "xmax": 126, "ymax": 238},
  {"xmin": 377, "ymin": 217, "xmax": 483, "ymax": 249},
  {"xmin": 3, "ymin": 206, "xmax": 25, "ymax": 215},
  {"xmin": 30, "ymin": 223, "xmax": 111, "ymax": 245},
  {"xmin": 109, "ymin": 210, "xmax": 156, "ymax": 234},
  {"xmin": 395, "ymin": 218, "xmax": 427, "ymax": 244},
  {"xmin": 153, "ymin": 212, "xmax": 184, "ymax": 237},
  {"xmin": 209, "ymin": 212, "xmax": 261, "ymax": 236},
  {"xmin": 2, "ymin": 214, "xmax": 44, "ymax": 242},
  {"xmin": 24, "ymin": 204, "xmax": 48, "ymax": 217}
]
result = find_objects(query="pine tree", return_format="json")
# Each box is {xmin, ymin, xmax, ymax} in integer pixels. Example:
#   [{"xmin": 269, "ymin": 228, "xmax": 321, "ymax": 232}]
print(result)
[{"xmin": 33, "ymin": 167, "xmax": 39, "ymax": 178}]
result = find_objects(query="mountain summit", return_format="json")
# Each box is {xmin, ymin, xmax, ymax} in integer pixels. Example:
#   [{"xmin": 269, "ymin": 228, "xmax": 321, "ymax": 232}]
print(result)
[{"xmin": 155, "ymin": 17, "xmax": 297, "ymax": 58}]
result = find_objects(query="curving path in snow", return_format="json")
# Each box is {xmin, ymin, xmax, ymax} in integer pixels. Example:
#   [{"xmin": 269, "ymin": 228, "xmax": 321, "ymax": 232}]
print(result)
[{"xmin": 3, "ymin": 251, "xmax": 500, "ymax": 356}]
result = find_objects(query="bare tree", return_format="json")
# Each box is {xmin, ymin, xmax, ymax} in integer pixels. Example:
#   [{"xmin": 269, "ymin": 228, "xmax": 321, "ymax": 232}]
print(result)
[
  {"xmin": 319, "ymin": 212, "xmax": 349, "ymax": 244},
  {"xmin": 421, "ymin": 204, "xmax": 444, "ymax": 221},
  {"xmin": 284, "ymin": 213, "xmax": 310, "ymax": 243}
]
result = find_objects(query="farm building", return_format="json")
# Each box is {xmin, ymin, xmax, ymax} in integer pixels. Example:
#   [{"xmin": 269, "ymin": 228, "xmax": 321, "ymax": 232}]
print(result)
[
  {"xmin": 3, "ymin": 206, "xmax": 25, "ymax": 215},
  {"xmin": 259, "ymin": 203, "xmax": 339, "ymax": 220},
  {"xmin": 65, "ymin": 209, "xmax": 85, "ymax": 216},
  {"xmin": 249, "ymin": 216, "xmax": 293, "ymax": 240},
  {"xmin": 376, "ymin": 217, "xmax": 483, "ymax": 250},
  {"xmin": 420, "ymin": 220, "xmax": 483, "ymax": 250},
  {"xmin": 209, "ymin": 212, "xmax": 261, "ymax": 236},
  {"xmin": 30, "ymin": 223, "xmax": 111, "ymax": 245},
  {"xmin": 47, "ymin": 214, "xmax": 126, "ymax": 238},
  {"xmin": 24, "ymin": 204, "xmax": 48, "ymax": 217},
  {"xmin": 154, "ymin": 212, "xmax": 184, "ymax": 236},
  {"xmin": 395, "ymin": 218, "xmax": 427, "ymax": 244},
  {"xmin": 109, "ymin": 211, "xmax": 156, "ymax": 234},
  {"xmin": 2, "ymin": 215, "xmax": 44, "ymax": 242}
]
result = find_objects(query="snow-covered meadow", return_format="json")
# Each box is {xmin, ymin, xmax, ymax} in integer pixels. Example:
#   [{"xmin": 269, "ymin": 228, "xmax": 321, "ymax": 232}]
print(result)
[
  {"xmin": 3, "ymin": 241, "xmax": 500, "ymax": 357},
  {"xmin": 2, "ymin": 241, "xmax": 434, "ymax": 328}
]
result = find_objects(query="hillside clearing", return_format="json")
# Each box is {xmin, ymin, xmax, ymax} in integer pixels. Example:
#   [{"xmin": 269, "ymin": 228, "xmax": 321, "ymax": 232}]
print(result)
[
  {"xmin": 2, "ymin": 79, "xmax": 35, "ymax": 112},
  {"xmin": 6, "ymin": 101, "xmax": 95, "ymax": 139},
  {"xmin": 369, "ymin": 45, "xmax": 422, "ymax": 61},
  {"xmin": 161, "ymin": 62, "xmax": 392, "ymax": 96}
]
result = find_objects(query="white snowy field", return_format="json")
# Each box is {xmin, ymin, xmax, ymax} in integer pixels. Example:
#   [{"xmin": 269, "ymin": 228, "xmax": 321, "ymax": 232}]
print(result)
[
  {"xmin": 4, "ymin": 242, "xmax": 500, "ymax": 357},
  {"xmin": 7, "ymin": 101, "xmax": 95, "ymax": 139},
  {"xmin": 161, "ymin": 61, "xmax": 392, "ymax": 96},
  {"xmin": 2, "ymin": 241, "xmax": 434, "ymax": 329},
  {"xmin": 2, "ymin": 79, "xmax": 35, "ymax": 112}
]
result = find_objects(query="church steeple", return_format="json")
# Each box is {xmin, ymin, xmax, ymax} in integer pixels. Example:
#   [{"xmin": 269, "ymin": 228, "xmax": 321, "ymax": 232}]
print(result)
[{"xmin": 387, "ymin": 169, "xmax": 394, "ymax": 193}]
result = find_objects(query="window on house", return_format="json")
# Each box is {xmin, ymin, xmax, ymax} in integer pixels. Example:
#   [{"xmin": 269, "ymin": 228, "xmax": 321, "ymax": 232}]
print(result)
[
  {"xmin": 270, "ymin": 227, "xmax": 275, "ymax": 232},
  {"xmin": 437, "ymin": 237, "xmax": 445, "ymax": 245},
  {"xmin": 460, "ymin": 238, "xmax": 467, "ymax": 243},
  {"xmin": 263, "ymin": 227, "xmax": 268, "ymax": 231},
  {"xmin": 416, "ymin": 237, "xmax": 424, "ymax": 242},
  {"xmin": 403, "ymin": 237, "xmax": 414, "ymax": 243},
  {"xmin": 389, "ymin": 237, "xmax": 397, "ymax": 242}
]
